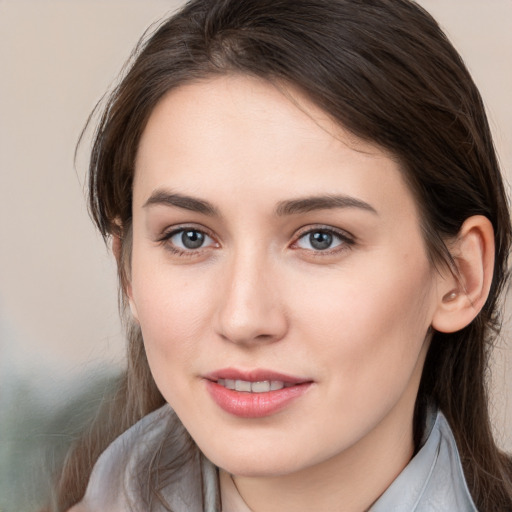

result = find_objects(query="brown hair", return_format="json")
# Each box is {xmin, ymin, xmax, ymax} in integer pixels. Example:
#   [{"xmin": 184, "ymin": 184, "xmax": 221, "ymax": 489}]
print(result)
[{"xmin": 52, "ymin": 0, "xmax": 512, "ymax": 510}]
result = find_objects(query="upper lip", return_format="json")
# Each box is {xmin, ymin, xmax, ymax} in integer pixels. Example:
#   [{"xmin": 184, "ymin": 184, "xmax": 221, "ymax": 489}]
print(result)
[{"xmin": 204, "ymin": 367, "xmax": 311, "ymax": 384}]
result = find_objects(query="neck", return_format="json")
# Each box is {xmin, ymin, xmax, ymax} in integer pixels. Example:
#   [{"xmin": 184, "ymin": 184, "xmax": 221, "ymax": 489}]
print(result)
[{"xmin": 228, "ymin": 398, "xmax": 417, "ymax": 512}]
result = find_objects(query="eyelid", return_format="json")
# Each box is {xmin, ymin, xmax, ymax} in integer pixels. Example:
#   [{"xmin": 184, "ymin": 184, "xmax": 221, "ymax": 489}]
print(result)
[
  {"xmin": 290, "ymin": 224, "xmax": 355, "ymax": 252},
  {"xmin": 156, "ymin": 223, "xmax": 354, "ymax": 257},
  {"xmin": 157, "ymin": 224, "xmax": 219, "ymax": 255},
  {"xmin": 157, "ymin": 222, "xmax": 215, "ymax": 240}
]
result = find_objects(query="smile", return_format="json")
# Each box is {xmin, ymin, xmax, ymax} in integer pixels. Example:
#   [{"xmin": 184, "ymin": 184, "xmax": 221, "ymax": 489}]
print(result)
[
  {"xmin": 204, "ymin": 368, "xmax": 313, "ymax": 418},
  {"xmin": 216, "ymin": 379, "xmax": 294, "ymax": 393}
]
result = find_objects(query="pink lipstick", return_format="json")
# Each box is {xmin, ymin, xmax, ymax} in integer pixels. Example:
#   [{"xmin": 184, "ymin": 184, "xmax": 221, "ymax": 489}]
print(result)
[{"xmin": 203, "ymin": 368, "xmax": 312, "ymax": 418}]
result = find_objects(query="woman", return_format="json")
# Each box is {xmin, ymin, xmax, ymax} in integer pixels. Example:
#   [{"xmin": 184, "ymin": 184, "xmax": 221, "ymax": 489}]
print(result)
[{"xmin": 52, "ymin": 0, "xmax": 512, "ymax": 510}]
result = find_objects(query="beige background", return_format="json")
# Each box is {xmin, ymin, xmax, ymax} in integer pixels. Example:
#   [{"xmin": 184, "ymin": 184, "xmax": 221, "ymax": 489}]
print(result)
[{"xmin": 0, "ymin": 1, "xmax": 511, "ymax": 508}]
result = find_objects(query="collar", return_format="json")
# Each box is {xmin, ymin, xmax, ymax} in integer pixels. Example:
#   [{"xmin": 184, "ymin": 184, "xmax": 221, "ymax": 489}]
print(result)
[{"xmin": 79, "ymin": 404, "xmax": 477, "ymax": 512}]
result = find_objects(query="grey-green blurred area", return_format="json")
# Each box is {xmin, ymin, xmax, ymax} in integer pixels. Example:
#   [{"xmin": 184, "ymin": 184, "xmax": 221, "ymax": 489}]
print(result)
[{"xmin": 0, "ymin": 368, "xmax": 120, "ymax": 512}]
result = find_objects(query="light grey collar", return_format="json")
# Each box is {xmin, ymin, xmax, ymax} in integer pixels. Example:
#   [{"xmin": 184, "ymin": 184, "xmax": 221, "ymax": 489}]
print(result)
[
  {"xmin": 369, "ymin": 408, "xmax": 477, "ymax": 511},
  {"xmin": 79, "ymin": 405, "xmax": 477, "ymax": 511}
]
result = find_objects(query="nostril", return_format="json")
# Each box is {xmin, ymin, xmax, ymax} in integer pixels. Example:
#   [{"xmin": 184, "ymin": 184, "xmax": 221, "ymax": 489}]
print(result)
[{"xmin": 213, "ymin": 266, "xmax": 289, "ymax": 344}]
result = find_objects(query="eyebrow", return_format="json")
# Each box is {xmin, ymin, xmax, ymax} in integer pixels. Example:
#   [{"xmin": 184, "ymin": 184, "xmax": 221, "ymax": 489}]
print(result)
[
  {"xmin": 143, "ymin": 190, "xmax": 219, "ymax": 216},
  {"xmin": 275, "ymin": 195, "xmax": 378, "ymax": 216},
  {"xmin": 143, "ymin": 190, "xmax": 377, "ymax": 217}
]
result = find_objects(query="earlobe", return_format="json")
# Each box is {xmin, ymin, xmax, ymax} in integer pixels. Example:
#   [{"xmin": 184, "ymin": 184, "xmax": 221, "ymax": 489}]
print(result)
[
  {"xmin": 431, "ymin": 215, "xmax": 495, "ymax": 333},
  {"xmin": 111, "ymin": 233, "xmax": 139, "ymax": 323},
  {"xmin": 112, "ymin": 234, "xmax": 122, "ymax": 264},
  {"xmin": 126, "ymin": 279, "xmax": 140, "ymax": 323},
  {"xmin": 128, "ymin": 295, "xmax": 140, "ymax": 323}
]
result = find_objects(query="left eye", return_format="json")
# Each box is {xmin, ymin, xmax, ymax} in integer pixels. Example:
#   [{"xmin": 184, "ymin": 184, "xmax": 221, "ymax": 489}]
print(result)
[
  {"xmin": 295, "ymin": 229, "xmax": 347, "ymax": 251},
  {"xmin": 168, "ymin": 229, "xmax": 215, "ymax": 250}
]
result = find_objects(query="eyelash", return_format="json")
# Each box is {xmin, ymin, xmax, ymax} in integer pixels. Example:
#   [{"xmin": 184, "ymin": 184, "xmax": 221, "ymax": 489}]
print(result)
[
  {"xmin": 157, "ymin": 225, "xmax": 355, "ymax": 257},
  {"xmin": 291, "ymin": 226, "xmax": 355, "ymax": 255},
  {"xmin": 157, "ymin": 226, "xmax": 218, "ymax": 257}
]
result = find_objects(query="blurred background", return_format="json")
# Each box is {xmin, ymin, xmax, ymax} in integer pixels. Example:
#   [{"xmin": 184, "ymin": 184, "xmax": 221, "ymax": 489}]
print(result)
[{"xmin": 0, "ymin": 1, "xmax": 511, "ymax": 510}]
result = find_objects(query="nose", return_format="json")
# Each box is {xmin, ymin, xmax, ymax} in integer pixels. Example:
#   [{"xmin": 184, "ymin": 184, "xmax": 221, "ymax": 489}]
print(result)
[{"xmin": 214, "ymin": 250, "xmax": 289, "ymax": 346}]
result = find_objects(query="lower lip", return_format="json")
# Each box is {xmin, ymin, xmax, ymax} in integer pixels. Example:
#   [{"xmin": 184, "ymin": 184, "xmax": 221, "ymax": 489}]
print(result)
[{"xmin": 205, "ymin": 380, "xmax": 312, "ymax": 418}]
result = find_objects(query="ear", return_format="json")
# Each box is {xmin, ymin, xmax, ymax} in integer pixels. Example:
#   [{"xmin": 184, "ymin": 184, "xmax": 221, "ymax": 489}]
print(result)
[
  {"xmin": 112, "ymin": 233, "xmax": 122, "ymax": 264},
  {"xmin": 111, "ymin": 233, "xmax": 139, "ymax": 323},
  {"xmin": 431, "ymin": 215, "xmax": 495, "ymax": 333},
  {"xmin": 127, "ymin": 293, "xmax": 140, "ymax": 323}
]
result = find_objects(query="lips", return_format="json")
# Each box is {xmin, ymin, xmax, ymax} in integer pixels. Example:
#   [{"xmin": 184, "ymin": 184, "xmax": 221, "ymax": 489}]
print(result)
[{"xmin": 203, "ymin": 368, "xmax": 313, "ymax": 418}]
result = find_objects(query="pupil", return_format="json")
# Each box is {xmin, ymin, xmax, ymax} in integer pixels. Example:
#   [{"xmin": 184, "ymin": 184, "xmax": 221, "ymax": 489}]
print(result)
[
  {"xmin": 182, "ymin": 230, "xmax": 204, "ymax": 249},
  {"xmin": 310, "ymin": 231, "xmax": 332, "ymax": 250}
]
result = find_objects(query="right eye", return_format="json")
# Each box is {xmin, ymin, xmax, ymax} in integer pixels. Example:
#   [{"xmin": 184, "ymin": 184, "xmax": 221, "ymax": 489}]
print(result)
[{"xmin": 160, "ymin": 227, "xmax": 218, "ymax": 255}]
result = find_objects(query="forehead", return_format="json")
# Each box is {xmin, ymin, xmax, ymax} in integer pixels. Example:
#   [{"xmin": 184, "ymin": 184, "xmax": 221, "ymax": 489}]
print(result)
[
  {"xmin": 133, "ymin": 75, "xmax": 414, "ymax": 218},
  {"xmin": 136, "ymin": 75, "xmax": 389, "ymax": 164}
]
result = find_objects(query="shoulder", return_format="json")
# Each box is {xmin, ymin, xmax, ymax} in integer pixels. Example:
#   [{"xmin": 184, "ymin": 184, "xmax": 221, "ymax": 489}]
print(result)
[
  {"xmin": 80, "ymin": 405, "xmax": 174, "ymax": 507},
  {"xmin": 77, "ymin": 404, "xmax": 211, "ymax": 511},
  {"xmin": 371, "ymin": 408, "xmax": 477, "ymax": 511}
]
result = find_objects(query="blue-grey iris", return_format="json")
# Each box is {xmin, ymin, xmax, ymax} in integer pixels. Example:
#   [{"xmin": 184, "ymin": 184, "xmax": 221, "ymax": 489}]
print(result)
[
  {"xmin": 182, "ymin": 230, "xmax": 205, "ymax": 249},
  {"xmin": 310, "ymin": 231, "xmax": 332, "ymax": 250}
]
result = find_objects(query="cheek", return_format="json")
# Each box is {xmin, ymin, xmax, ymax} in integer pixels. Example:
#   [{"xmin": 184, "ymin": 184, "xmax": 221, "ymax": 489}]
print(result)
[
  {"xmin": 129, "ymin": 251, "xmax": 217, "ymax": 386},
  {"xmin": 291, "ymin": 252, "xmax": 434, "ymax": 394},
  {"xmin": 295, "ymin": 254, "xmax": 431, "ymax": 333}
]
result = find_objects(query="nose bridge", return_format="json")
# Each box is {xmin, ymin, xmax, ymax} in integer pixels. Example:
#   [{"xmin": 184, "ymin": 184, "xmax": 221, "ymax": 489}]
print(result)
[{"xmin": 215, "ymin": 245, "xmax": 287, "ymax": 345}]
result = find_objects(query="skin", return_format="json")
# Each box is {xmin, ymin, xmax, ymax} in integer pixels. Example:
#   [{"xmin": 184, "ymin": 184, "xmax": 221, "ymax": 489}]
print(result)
[{"xmin": 122, "ymin": 75, "xmax": 483, "ymax": 512}]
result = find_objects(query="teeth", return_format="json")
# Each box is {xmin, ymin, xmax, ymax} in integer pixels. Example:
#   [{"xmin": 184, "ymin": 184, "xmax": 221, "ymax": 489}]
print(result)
[
  {"xmin": 251, "ymin": 381, "xmax": 271, "ymax": 393},
  {"xmin": 217, "ymin": 379, "xmax": 287, "ymax": 393},
  {"xmin": 235, "ymin": 380, "xmax": 252, "ymax": 392}
]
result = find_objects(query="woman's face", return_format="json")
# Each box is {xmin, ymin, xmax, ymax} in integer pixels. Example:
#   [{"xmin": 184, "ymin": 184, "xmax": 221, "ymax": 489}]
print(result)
[{"xmin": 129, "ymin": 75, "xmax": 444, "ymax": 477}]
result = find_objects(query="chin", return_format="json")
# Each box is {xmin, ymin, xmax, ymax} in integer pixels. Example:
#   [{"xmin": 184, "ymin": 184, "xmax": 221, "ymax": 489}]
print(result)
[
  {"xmin": 215, "ymin": 456, "xmax": 301, "ymax": 478},
  {"xmin": 195, "ymin": 435, "xmax": 320, "ymax": 478}
]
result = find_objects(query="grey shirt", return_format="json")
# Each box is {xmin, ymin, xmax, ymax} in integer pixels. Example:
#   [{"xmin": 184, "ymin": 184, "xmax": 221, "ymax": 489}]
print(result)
[{"xmin": 78, "ymin": 404, "xmax": 477, "ymax": 511}]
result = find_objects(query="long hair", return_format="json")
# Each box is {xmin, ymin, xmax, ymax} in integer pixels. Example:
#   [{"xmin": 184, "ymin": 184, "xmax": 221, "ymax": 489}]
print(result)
[{"xmin": 52, "ymin": 1, "xmax": 512, "ymax": 510}]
